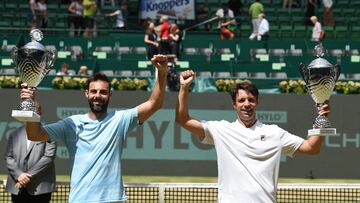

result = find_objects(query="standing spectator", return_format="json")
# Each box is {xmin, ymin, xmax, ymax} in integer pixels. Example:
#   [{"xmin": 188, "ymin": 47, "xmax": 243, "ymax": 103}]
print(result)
[
  {"xmin": 196, "ymin": 3, "xmax": 212, "ymax": 31},
  {"xmin": 144, "ymin": 19, "xmax": 159, "ymax": 60},
  {"xmin": 83, "ymin": 0, "xmax": 97, "ymax": 37},
  {"xmin": 216, "ymin": 3, "xmax": 236, "ymax": 40},
  {"xmin": 305, "ymin": 0, "xmax": 317, "ymax": 25},
  {"xmin": 283, "ymin": 0, "xmax": 293, "ymax": 8},
  {"xmin": 228, "ymin": 0, "xmax": 243, "ymax": 26},
  {"xmin": 249, "ymin": 0, "xmax": 264, "ymax": 40},
  {"xmin": 169, "ymin": 24, "xmax": 182, "ymax": 58},
  {"xmin": 322, "ymin": 0, "xmax": 334, "ymax": 26},
  {"xmin": 156, "ymin": 15, "xmax": 171, "ymax": 54},
  {"xmin": 257, "ymin": 13, "xmax": 269, "ymax": 38},
  {"xmin": 68, "ymin": 0, "xmax": 85, "ymax": 36},
  {"xmin": 35, "ymin": 0, "xmax": 48, "ymax": 30},
  {"xmin": 310, "ymin": 16, "xmax": 323, "ymax": 42},
  {"xmin": 29, "ymin": 0, "xmax": 37, "ymax": 29},
  {"xmin": 251, "ymin": 13, "xmax": 269, "ymax": 49},
  {"xmin": 106, "ymin": 1, "xmax": 129, "ymax": 30},
  {"xmin": 5, "ymin": 125, "xmax": 56, "ymax": 203}
]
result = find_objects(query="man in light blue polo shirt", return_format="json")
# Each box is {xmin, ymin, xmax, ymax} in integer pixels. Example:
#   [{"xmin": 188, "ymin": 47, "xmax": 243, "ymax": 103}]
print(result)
[{"xmin": 21, "ymin": 54, "xmax": 168, "ymax": 202}]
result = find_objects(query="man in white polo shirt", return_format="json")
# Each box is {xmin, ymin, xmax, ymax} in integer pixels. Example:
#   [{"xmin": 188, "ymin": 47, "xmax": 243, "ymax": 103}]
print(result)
[{"xmin": 175, "ymin": 70, "xmax": 330, "ymax": 203}]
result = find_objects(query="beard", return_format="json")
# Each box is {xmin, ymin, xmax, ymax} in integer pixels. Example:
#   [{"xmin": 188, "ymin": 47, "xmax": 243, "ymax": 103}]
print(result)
[{"xmin": 88, "ymin": 97, "xmax": 110, "ymax": 114}]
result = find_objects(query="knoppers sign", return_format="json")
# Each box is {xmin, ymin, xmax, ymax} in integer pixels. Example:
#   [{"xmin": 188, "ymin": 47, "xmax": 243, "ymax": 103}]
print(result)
[{"xmin": 139, "ymin": 0, "xmax": 195, "ymax": 20}]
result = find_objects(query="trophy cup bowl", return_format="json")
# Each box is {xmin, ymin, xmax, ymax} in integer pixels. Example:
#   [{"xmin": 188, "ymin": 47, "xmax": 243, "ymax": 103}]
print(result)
[
  {"xmin": 11, "ymin": 29, "xmax": 56, "ymax": 122},
  {"xmin": 300, "ymin": 44, "xmax": 340, "ymax": 136}
]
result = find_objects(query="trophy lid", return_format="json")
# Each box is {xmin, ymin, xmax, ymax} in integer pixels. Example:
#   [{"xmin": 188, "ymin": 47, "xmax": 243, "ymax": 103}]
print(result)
[
  {"xmin": 22, "ymin": 29, "xmax": 45, "ymax": 51},
  {"xmin": 23, "ymin": 41, "xmax": 45, "ymax": 51},
  {"xmin": 307, "ymin": 43, "xmax": 333, "ymax": 69},
  {"xmin": 308, "ymin": 57, "xmax": 333, "ymax": 69}
]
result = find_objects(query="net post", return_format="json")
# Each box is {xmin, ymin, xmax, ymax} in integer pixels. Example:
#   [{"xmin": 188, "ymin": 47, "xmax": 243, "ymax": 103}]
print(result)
[{"xmin": 159, "ymin": 184, "xmax": 165, "ymax": 203}]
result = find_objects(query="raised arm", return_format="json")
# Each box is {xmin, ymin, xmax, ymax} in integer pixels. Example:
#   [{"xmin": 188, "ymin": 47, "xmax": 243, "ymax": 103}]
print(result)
[
  {"xmin": 175, "ymin": 70, "xmax": 205, "ymax": 140},
  {"xmin": 20, "ymin": 84, "xmax": 49, "ymax": 141},
  {"xmin": 296, "ymin": 103, "xmax": 330, "ymax": 155},
  {"xmin": 137, "ymin": 55, "xmax": 168, "ymax": 124},
  {"xmin": 106, "ymin": 11, "xmax": 117, "ymax": 17}
]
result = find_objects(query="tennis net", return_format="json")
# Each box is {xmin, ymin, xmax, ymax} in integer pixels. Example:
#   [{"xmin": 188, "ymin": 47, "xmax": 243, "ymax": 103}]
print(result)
[{"xmin": 1, "ymin": 181, "xmax": 360, "ymax": 202}]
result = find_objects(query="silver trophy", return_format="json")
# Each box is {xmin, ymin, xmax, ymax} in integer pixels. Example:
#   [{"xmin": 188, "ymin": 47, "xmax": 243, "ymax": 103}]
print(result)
[
  {"xmin": 11, "ymin": 29, "xmax": 56, "ymax": 122},
  {"xmin": 300, "ymin": 44, "xmax": 340, "ymax": 136}
]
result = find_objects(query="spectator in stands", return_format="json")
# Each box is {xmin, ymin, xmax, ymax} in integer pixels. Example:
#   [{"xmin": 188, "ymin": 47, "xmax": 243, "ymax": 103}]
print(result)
[
  {"xmin": 78, "ymin": 65, "xmax": 90, "ymax": 76},
  {"xmin": 216, "ymin": 3, "xmax": 236, "ymax": 40},
  {"xmin": 169, "ymin": 24, "xmax": 182, "ymax": 59},
  {"xmin": 310, "ymin": 16, "xmax": 323, "ymax": 42},
  {"xmin": 228, "ymin": 0, "xmax": 243, "ymax": 26},
  {"xmin": 305, "ymin": 0, "xmax": 317, "ymax": 25},
  {"xmin": 176, "ymin": 70, "xmax": 330, "ymax": 203},
  {"xmin": 19, "ymin": 55, "xmax": 168, "ymax": 203},
  {"xmin": 196, "ymin": 3, "xmax": 212, "ymax": 31},
  {"xmin": 143, "ymin": 17, "xmax": 155, "ymax": 31},
  {"xmin": 156, "ymin": 15, "xmax": 171, "ymax": 54},
  {"xmin": 57, "ymin": 63, "xmax": 71, "ymax": 76},
  {"xmin": 249, "ymin": 12, "xmax": 269, "ymax": 41},
  {"xmin": 144, "ymin": 19, "xmax": 159, "ymax": 60},
  {"xmin": 34, "ymin": 0, "xmax": 48, "ymax": 30},
  {"xmin": 257, "ymin": 13, "xmax": 269, "ymax": 39},
  {"xmin": 106, "ymin": 1, "xmax": 129, "ymax": 30},
  {"xmin": 283, "ymin": 0, "xmax": 293, "ymax": 8},
  {"xmin": 252, "ymin": 13, "xmax": 269, "ymax": 49},
  {"xmin": 68, "ymin": 0, "xmax": 85, "ymax": 36},
  {"xmin": 249, "ymin": 0, "xmax": 264, "ymax": 40},
  {"xmin": 29, "ymin": 0, "xmax": 37, "ymax": 29},
  {"xmin": 83, "ymin": 0, "xmax": 97, "ymax": 37},
  {"xmin": 322, "ymin": 0, "xmax": 334, "ymax": 26}
]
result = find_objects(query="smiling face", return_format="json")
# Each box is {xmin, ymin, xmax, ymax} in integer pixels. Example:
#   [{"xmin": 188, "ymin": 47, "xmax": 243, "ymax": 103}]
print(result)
[
  {"xmin": 233, "ymin": 89, "xmax": 258, "ymax": 127},
  {"xmin": 85, "ymin": 80, "xmax": 112, "ymax": 115}
]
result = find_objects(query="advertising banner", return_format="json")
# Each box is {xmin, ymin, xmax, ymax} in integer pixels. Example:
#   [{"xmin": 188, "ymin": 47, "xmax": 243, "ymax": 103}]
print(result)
[
  {"xmin": 140, "ymin": 0, "xmax": 195, "ymax": 20},
  {"xmin": 1, "ymin": 90, "xmax": 360, "ymax": 178}
]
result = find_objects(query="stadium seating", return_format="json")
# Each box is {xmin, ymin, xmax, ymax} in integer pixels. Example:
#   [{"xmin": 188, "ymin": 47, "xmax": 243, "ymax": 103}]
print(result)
[
  {"xmin": 0, "ymin": 0, "xmax": 358, "ymax": 39},
  {"xmin": 0, "ymin": 0, "xmax": 360, "ymax": 83},
  {"xmin": 1, "ymin": 33, "xmax": 359, "ymax": 79}
]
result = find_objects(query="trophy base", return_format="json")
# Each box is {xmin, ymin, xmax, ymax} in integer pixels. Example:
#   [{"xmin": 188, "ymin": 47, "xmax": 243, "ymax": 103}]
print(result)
[
  {"xmin": 12, "ymin": 110, "xmax": 40, "ymax": 122},
  {"xmin": 308, "ymin": 128, "xmax": 337, "ymax": 136}
]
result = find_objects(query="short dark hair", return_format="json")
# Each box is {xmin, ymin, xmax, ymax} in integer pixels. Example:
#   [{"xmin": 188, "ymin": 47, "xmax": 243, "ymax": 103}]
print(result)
[
  {"xmin": 86, "ymin": 73, "xmax": 111, "ymax": 91},
  {"xmin": 229, "ymin": 82, "xmax": 259, "ymax": 103}
]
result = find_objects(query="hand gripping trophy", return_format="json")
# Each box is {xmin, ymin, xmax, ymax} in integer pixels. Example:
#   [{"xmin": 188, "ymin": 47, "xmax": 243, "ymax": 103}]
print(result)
[
  {"xmin": 11, "ymin": 29, "xmax": 56, "ymax": 122},
  {"xmin": 300, "ymin": 44, "xmax": 340, "ymax": 136}
]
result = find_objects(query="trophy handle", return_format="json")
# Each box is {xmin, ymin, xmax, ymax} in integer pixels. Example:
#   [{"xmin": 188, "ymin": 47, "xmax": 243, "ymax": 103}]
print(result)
[
  {"xmin": 46, "ymin": 49, "xmax": 57, "ymax": 68},
  {"xmin": 299, "ymin": 63, "xmax": 308, "ymax": 83},
  {"xmin": 11, "ymin": 46, "xmax": 18, "ymax": 67},
  {"xmin": 334, "ymin": 64, "xmax": 341, "ymax": 81}
]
